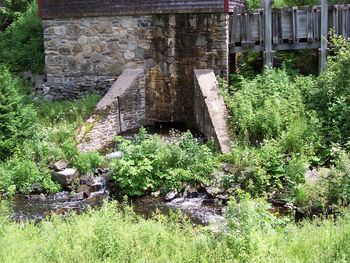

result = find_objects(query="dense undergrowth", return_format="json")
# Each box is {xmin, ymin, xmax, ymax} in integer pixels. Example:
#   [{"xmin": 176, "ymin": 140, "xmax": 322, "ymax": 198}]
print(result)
[
  {"xmin": 0, "ymin": 199, "xmax": 350, "ymax": 263},
  {"xmin": 111, "ymin": 130, "xmax": 219, "ymax": 195},
  {"xmin": 220, "ymin": 34, "xmax": 350, "ymax": 216},
  {"xmin": 1, "ymin": 1, "xmax": 350, "ymax": 262}
]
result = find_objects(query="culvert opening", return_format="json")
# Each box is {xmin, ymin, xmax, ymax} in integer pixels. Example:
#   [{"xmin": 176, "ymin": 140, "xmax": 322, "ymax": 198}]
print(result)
[{"xmin": 119, "ymin": 122, "xmax": 205, "ymax": 141}]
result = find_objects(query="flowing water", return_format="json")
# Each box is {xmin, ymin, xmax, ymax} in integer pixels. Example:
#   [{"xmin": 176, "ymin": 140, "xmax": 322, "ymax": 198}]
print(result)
[{"xmin": 12, "ymin": 190, "xmax": 225, "ymax": 226}]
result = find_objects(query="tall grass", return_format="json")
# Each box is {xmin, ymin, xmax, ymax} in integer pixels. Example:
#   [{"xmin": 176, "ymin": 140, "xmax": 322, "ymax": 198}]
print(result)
[{"xmin": 0, "ymin": 201, "xmax": 349, "ymax": 263}]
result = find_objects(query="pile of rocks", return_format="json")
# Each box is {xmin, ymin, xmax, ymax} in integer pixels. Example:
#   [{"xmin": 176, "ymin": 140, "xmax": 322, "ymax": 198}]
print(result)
[{"xmin": 51, "ymin": 160, "xmax": 110, "ymax": 202}]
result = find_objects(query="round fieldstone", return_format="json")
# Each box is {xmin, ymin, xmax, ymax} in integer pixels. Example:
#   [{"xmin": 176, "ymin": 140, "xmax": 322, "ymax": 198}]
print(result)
[
  {"xmin": 78, "ymin": 36, "xmax": 88, "ymax": 45},
  {"xmin": 72, "ymin": 44, "xmax": 82, "ymax": 54},
  {"xmin": 58, "ymin": 47, "xmax": 71, "ymax": 55},
  {"xmin": 135, "ymin": 48, "xmax": 145, "ymax": 60},
  {"xmin": 83, "ymin": 45, "xmax": 93, "ymax": 54},
  {"xmin": 121, "ymin": 17, "xmax": 133, "ymax": 28},
  {"xmin": 47, "ymin": 39, "xmax": 62, "ymax": 48},
  {"xmin": 54, "ymin": 26, "xmax": 67, "ymax": 36},
  {"xmin": 70, "ymin": 24, "xmax": 81, "ymax": 35},
  {"xmin": 105, "ymin": 64, "xmax": 123, "ymax": 75},
  {"xmin": 124, "ymin": 50, "xmax": 135, "ymax": 60},
  {"xmin": 127, "ymin": 41, "xmax": 138, "ymax": 51},
  {"xmin": 146, "ymin": 59, "xmax": 157, "ymax": 68},
  {"xmin": 80, "ymin": 60, "xmax": 92, "ymax": 72}
]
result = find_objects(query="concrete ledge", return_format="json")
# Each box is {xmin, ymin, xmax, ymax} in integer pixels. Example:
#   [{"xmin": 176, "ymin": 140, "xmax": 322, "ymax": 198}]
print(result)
[
  {"xmin": 77, "ymin": 69, "xmax": 145, "ymax": 152},
  {"xmin": 194, "ymin": 69, "xmax": 231, "ymax": 153}
]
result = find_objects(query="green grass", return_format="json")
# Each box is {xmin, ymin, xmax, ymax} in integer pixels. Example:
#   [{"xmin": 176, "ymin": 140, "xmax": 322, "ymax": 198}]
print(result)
[{"xmin": 0, "ymin": 201, "xmax": 350, "ymax": 263}]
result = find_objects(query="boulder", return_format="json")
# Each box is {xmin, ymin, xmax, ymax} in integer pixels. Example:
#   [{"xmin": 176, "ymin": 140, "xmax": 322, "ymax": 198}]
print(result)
[
  {"xmin": 89, "ymin": 177, "xmax": 106, "ymax": 192},
  {"xmin": 105, "ymin": 151, "xmax": 123, "ymax": 160},
  {"xmin": 21, "ymin": 71, "xmax": 33, "ymax": 81},
  {"xmin": 52, "ymin": 168, "xmax": 79, "ymax": 187},
  {"xmin": 205, "ymin": 186, "xmax": 221, "ymax": 197},
  {"xmin": 25, "ymin": 193, "xmax": 46, "ymax": 201},
  {"xmin": 217, "ymin": 194, "xmax": 229, "ymax": 204},
  {"xmin": 151, "ymin": 190, "xmax": 161, "ymax": 198},
  {"xmin": 164, "ymin": 191, "xmax": 177, "ymax": 202},
  {"xmin": 76, "ymin": 185, "xmax": 91, "ymax": 197},
  {"xmin": 71, "ymin": 192, "xmax": 89, "ymax": 201},
  {"xmin": 185, "ymin": 186, "xmax": 199, "ymax": 198},
  {"xmin": 31, "ymin": 183, "xmax": 43, "ymax": 194},
  {"xmin": 53, "ymin": 160, "xmax": 69, "ymax": 171},
  {"xmin": 80, "ymin": 175, "xmax": 93, "ymax": 185}
]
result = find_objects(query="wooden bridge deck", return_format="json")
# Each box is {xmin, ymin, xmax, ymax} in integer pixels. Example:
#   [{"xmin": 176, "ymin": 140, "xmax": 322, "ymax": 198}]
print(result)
[{"xmin": 229, "ymin": 3, "xmax": 350, "ymax": 53}]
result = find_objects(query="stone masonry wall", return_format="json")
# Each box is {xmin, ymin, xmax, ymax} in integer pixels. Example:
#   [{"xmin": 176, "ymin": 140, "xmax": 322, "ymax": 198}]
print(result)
[
  {"xmin": 77, "ymin": 69, "xmax": 145, "ymax": 152},
  {"xmin": 43, "ymin": 13, "xmax": 228, "ymax": 126},
  {"xmin": 194, "ymin": 69, "xmax": 231, "ymax": 153}
]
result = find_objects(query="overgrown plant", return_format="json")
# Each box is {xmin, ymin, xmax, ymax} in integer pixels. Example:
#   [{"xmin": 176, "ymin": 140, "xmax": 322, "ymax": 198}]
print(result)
[
  {"xmin": 0, "ymin": 1, "xmax": 44, "ymax": 73},
  {"xmin": 0, "ymin": 67, "xmax": 37, "ymax": 161},
  {"xmin": 110, "ymin": 129, "xmax": 219, "ymax": 196}
]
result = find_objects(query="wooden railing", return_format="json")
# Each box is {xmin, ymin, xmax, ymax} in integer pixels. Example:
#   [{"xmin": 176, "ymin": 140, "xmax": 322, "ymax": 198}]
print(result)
[{"xmin": 230, "ymin": 0, "xmax": 349, "ymax": 70}]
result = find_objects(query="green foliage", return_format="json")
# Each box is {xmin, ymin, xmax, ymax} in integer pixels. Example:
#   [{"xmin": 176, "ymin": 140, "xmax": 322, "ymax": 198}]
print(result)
[
  {"xmin": 0, "ymin": 67, "xmax": 37, "ymax": 160},
  {"xmin": 225, "ymin": 192, "xmax": 290, "ymax": 261},
  {"xmin": 0, "ymin": 200, "xmax": 350, "ymax": 262},
  {"xmin": 223, "ymin": 69, "xmax": 320, "ymax": 153},
  {"xmin": 0, "ymin": 84, "xmax": 101, "ymax": 194},
  {"xmin": 0, "ymin": 0, "xmax": 30, "ymax": 31},
  {"xmin": 0, "ymin": 1, "xmax": 44, "ymax": 73},
  {"xmin": 292, "ymin": 149, "xmax": 350, "ymax": 215},
  {"xmin": 36, "ymin": 94, "xmax": 101, "ymax": 126},
  {"xmin": 110, "ymin": 129, "xmax": 219, "ymax": 196},
  {"xmin": 73, "ymin": 152, "xmax": 104, "ymax": 174},
  {"xmin": 307, "ymin": 35, "xmax": 350, "ymax": 148}
]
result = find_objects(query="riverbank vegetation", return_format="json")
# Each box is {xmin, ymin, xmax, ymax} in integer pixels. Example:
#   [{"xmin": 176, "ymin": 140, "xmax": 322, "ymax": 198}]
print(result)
[
  {"xmin": 1, "ymin": 199, "xmax": 350, "ymax": 263},
  {"xmin": 1, "ymin": 1, "xmax": 350, "ymax": 262}
]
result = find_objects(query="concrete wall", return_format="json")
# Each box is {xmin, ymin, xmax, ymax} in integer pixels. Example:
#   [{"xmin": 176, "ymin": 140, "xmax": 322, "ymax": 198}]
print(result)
[
  {"xmin": 77, "ymin": 69, "xmax": 145, "ymax": 152},
  {"xmin": 42, "ymin": 13, "xmax": 229, "ymax": 126},
  {"xmin": 194, "ymin": 69, "xmax": 231, "ymax": 153}
]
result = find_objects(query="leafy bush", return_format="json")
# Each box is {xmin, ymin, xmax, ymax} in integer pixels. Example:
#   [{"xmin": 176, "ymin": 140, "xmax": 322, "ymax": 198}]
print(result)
[
  {"xmin": 223, "ymin": 69, "xmax": 320, "ymax": 153},
  {"xmin": 0, "ymin": 1, "xmax": 44, "ymax": 73},
  {"xmin": 0, "ymin": 157, "xmax": 59, "ymax": 194},
  {"xmin": 0, "ymin": 67, "xmax": 37, "ymax": 160},
  {"xmin": 110, "ymin": 129, "xmax": 219, "ymax": 196},
  {"xmin": 306, "ymin": 35, "xmax": 350, "ymax": 149},
  {"xmin": 36, "ymin": 94, "xmax": 101, "ymax": 126},
  {"xmin": 0, "ymin": 91, "xmax": 102, "ymax": 194},
  {"xmin": 73, "ymin": 152, "xmax": 104, "ymax": 174},
  {"xmin": 0, "ymin": 0, "xmax": 30, "ymax": 31}
]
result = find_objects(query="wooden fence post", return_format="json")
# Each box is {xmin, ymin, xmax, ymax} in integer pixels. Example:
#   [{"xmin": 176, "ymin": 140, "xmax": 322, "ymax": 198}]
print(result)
[
  {"xmin": 264, "ymin": 0, "xmax": 273, "ymax": 68},
  {"xmin": 319, "ymin": 0, "xmax": 328, "ymax": 72}
]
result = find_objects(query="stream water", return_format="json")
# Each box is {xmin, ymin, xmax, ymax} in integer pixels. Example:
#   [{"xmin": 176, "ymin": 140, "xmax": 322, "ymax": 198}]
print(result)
[{"xmin": 12, "ymin": 191, "xmax": 225, "ymax": 226}]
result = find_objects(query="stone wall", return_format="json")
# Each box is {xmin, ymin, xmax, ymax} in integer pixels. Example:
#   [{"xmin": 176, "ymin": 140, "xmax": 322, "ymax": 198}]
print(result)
[
  {"xmin": 194, "ymin": 69, "xmax": 231, "ymax": 153},
  {"xmin": 77, "ymin": 69, "xmax": 145, "ymax": 152},
  {"xmin": 42, "ymin": 13, "xmax": 229, "ymax": 126}
]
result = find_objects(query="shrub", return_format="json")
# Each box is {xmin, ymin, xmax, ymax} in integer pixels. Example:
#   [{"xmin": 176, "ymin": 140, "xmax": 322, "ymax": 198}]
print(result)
[
  {"xmin": 36, "ymin": 94, "xmax": 101, "ymax": 126},
  {"xmin": 0, "ymin": 1, "xmax": 44, "ymax": 73},
  {"xmin": 0, "ymin": 67, "xmax": 37, "ymax": 160},
  {"xmin": 0, "ymin": 0, "xmax": 30, "ymax": 31},
  {"xmin": 0, "ymin": 157, "xmax": 59, "ymax": 194},
  {"xmin": 308, "ymin": 35, "xmax": 350, "ymax": 149},
  {"xmin": 73, "ymin": 152, "xmax": 104, "ymax": 174},
  {"xmin": 110, "ymin": 129, "xmax": 219, "ymax": 196},
  {"xmin": 223, "ymin": 69, "xmax": 317, "ymax": 150}
]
